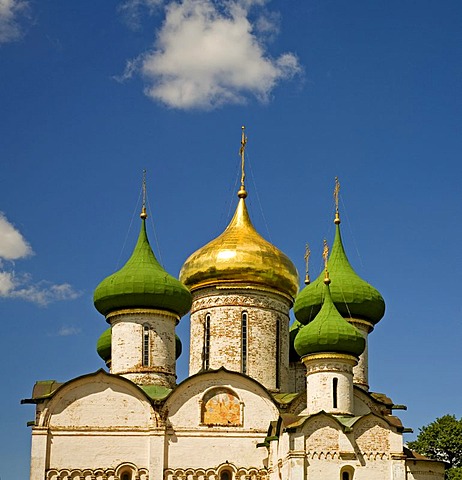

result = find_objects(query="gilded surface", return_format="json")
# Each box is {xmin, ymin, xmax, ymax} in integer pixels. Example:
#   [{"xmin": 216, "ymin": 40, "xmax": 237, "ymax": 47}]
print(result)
[{"xmin": 180, "ymin": 197, "xmax": 299, "ymax": 298}]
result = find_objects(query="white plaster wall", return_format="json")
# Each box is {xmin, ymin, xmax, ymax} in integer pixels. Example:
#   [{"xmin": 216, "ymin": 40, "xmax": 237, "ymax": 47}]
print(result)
[
  {"xmin": 302, "ymin": 355, "xmax": 356, "ymax": 415},
  {"xmin": 44, "ymin": 375, "xmax": 154, "ymax": 429},
  {"xmin": 287, "ymin": 361, "xmax": 306, "ymax": 393},
  {"xmin": 306, "ymin": 458, "xmax": 393, "ymax": 480},
  {"xmin": 48, "ymin": 433, "xmax": 150, "ymax": 471},
  {"xmin": 406, "ymin": 460, "xmax": 445, "ymax": 479},
  {"xmin": 166, "ymin": 371, "xmax": 279, "ymax": 431},
  {"xmin": 188, "ymin": 288, "xmax": 291, "ymax": 391},
  {"xmin": 109, "ymin": 310, "xmax": 177, "ymax": 387},
  {"xmin": 166, "ymin": 433, "xmax": 268, "ymax": 470},
  {"xmin": 349, "ymin": 319, "xmax": 372, "ymax": 390}
]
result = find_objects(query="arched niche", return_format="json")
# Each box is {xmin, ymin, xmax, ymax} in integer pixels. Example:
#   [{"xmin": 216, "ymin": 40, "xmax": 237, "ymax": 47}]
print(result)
[{"xmin": 200, "ymin": 387, "xmax": 242, "ymax": 426}]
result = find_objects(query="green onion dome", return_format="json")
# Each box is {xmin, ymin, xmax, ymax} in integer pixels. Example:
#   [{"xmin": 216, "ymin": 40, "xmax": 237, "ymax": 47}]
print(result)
[
  {"xmin": 94, "ymin": 219, "xmax": 192, "ymax": 317},
  {"xmin": 96, "ymin": 327, "xmax": 111, "ymax": 363},
  {"xmin": 289, "ymin": 320, "xmax": 303, "ymax": 363},
  {"xmin": 294, "ymin": 223, "xmax": 385, "ymax": 325},
  {"xmin": 294, "ymin": 280, "xmax": 366, "ymax": 358}
]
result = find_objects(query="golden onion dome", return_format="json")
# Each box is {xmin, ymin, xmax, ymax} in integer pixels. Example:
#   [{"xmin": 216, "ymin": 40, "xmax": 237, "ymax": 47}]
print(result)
[{"xmin": 179, "ymin": 191, "xmax": 299, "ymax": 299}]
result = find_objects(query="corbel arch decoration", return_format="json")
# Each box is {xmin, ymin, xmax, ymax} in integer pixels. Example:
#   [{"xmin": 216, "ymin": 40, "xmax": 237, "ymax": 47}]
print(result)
[{"xmin": 200, "ymin": 386, "xmax": 242, "ymax": 426}]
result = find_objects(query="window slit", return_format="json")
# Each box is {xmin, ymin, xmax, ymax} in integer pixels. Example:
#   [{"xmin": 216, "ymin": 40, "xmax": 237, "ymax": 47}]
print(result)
[
  {"xmin": 333, "ymin": 377, "xmax": 338, "ymax": 408},
  {"xmin": 204, "ymin": 313, "xmax": 211, "ymax": 370},
  {"xmin": 241, "ymin": 312, "xmax": 248, "ymax": 374},
  {"xmin": 142, "ymin": 325, "xmax": 150, "ymax": 367}
]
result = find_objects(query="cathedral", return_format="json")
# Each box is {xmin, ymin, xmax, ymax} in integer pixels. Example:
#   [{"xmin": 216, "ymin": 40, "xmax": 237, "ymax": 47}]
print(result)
[{"xmin": 23, "ymin": 129, "xmax": 445, "ymax": 480}]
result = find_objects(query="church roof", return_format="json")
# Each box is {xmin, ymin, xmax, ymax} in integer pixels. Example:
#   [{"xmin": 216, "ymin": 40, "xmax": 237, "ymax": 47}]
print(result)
[
  {"xmin": 93, "ymin": 217, "xmax": 192, "ymax": 317},
  {"xmin": 294, "ymin": 277, "xmax": 366, "ymax": 357},
  {"xmin": 294, "ymin": 209, "xmax": 385, "ymax": 325},
  {"xmin": 180, "ymin": 128, "xmax": 298, "ymax": 299}
]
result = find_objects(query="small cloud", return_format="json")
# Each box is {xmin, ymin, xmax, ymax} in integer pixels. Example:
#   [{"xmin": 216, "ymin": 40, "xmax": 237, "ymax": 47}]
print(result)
[
  {"xmin": 120, "ymin": 0, "xmax": 301, "ymax": 110},
  {"xmin": 0, "ymin": 272, "xmax": 81, "ymax": 306},
  {"xmin": 0, "ymin": 212, "xmax": 81, "ymax": 306},
  {"xmin": 0, "ymin": 0, "xmax": 29, "ymax": 45},
  {"xmin": 119, "ymin": 0, "xmax": 164, "ymax": 30},
  {"xmin": 0, "ymin": 212, "xmax": 33, "ymax": 260},
  {"xmin": 56, "ymin": 325, "xmax": 81, "ymax": 337}
]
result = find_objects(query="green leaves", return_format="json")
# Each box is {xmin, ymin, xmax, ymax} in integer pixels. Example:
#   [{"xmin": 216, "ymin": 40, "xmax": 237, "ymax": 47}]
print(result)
[{"xmin": 408, "ymin": 415, "xmax": 462, "ymax": 479}]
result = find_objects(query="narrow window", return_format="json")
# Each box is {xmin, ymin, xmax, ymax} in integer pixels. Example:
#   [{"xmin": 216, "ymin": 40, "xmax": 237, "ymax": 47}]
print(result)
[
  {"xmin": 142, "ymin": 325, "xmax": 150, "ymax": 367},
  {"xmin": 342, "ymin": 473, "xmax": 349, "ymax": 480},
  {"xmin": 241, "ymin": 311, "xmax": 248, "ymax": 374},
  {"xmin": 122, "ymin": 473, "xmax": 130, "ymax": 480},
  {"xmin": 275, "ymin": 319, "xmax": 280, "ymax": 389},
  {"xmin": 203, "ymin": 313, "xmax": 211, "ymax": 370},
  {"xmin": 220, "ymin": 470, "xmax": 232, "ymax": 480},
  {"xmin": 333, "ymin": 377, "xmax": 338, "ymax": 409}
]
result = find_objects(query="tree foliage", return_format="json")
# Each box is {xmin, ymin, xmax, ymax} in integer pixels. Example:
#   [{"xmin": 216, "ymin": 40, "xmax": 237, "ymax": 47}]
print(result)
[{"xmin": 408, "ymin": 415, "xmax": 462, "ymax": 479}]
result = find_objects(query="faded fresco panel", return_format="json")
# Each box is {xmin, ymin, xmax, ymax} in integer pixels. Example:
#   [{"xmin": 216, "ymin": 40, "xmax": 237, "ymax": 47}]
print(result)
[{"xmin": 202, "ymin": 388, "xmax": 241, "ymax": 426}]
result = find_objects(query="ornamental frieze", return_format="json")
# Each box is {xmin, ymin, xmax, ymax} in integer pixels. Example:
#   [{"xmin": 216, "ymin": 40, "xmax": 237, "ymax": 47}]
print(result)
[
  {"xmin": 164, "ymin": 465, "xmax": 268, "ymax": 480},
  {"xmin": 190, "ymin": 293, "xmax": 289, "ymax": 315},
  {"xmin": 46, "ymin": 466, "xmax": 149, "ymax": 480}
]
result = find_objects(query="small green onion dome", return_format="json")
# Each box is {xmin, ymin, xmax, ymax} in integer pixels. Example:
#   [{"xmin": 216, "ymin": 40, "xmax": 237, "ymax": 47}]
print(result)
[
  {"xmin": 97, "ymin": 327, "xmax": 183, "ymax": 362},
  {"xmin": 294, "ymin": 280, "xmax": 366, "ymax": 358},
  {"xmin": 289, "ymin": 320, "xmax": 303, "ymax": 363},
  {"xmin": 175, "ymin": 334, "xmax": 182, "ymax": 360},
  {"xmin": 294, "ymin": 224, "xmax": 385, "ymax": 325},
  {"xmin": 94, "ymin": 219, "xmax": 192, "ymax": 317},
  {"xmin": 96, "ymin": 328, "xmax": 111, "ymax": 363}
]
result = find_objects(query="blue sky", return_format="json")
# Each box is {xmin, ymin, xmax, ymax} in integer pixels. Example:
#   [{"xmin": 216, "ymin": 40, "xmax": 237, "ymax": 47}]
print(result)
[{"xmin": 1, "ymin": 1, "xmax": 461, "ymax": 477}]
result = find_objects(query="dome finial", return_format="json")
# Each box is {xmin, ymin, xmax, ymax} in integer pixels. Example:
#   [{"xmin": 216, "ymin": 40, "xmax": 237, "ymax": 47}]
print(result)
[
  {"xmin": 334, "ymin": 176, "xmax": 341, "ymax": 225},
  {"xmin": 304, "ymin": 243, "xmax": 311, "ymax": 285},
  {"xmin": 322, "ymin": 239, "xmax": 331, "ymax": 285},
  {"xmin": 140, "ymin": 169, "xmax": 148, "ymax": 220},
  {"xmin": 238, "ymin": 126, "xmax": 248, "ymax": 199}
]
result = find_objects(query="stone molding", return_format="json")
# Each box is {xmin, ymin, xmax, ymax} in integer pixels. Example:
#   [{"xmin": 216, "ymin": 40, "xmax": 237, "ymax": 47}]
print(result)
[
  {"xmin": 108, "ymin": 309, "xmax": 179, "ymax": 323},
  {"xmin": 164, "ymin": 465, "xmax": 268, "ymax": 480},
  {"xmin": 190, "ymin": 290, "xmax": 290, "ymax": 315},
  {"xmin": 46, "ymin": 466, "xmax": 149, "ymax": 480}
]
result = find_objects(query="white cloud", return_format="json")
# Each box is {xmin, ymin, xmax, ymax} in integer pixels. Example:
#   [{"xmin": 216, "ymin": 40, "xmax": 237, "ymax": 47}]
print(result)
[
  {"xmin": 121, "ymin": 0, "xmax": 300, "ymax": 109},
  {"xmin": 0, "ymin": 0, "xmax": 29, "ymax": 45},
  {"xmin": 56, "ymin": 325, "xmax": 81, "ymax": 337},
  {"xmin": 0, "ymin": 271, "xmax": 81, "ymax": 306},
  {"xmin": 0, "ymin": 212, "xmax": 33, "ymax": 260},
  {"xmin": 119, "ymin": 0, "xmax": 164, "ymax": 29},
  {"xmin": 0, "ymin": 213, "xmax": 80, "ymax": 306}
]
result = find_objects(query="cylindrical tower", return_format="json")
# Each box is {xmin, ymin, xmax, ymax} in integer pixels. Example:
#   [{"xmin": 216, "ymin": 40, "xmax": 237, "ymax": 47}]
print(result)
[
  {"xmin": 179, "ymin": 128, "xmax": 299, "ymax": 392},
  {"xmin": 294, "ymin": 274, "xmax": 365, "ymax": 415},
  {"xmin": 294, "ymin": 179, "xmax": 385, "ymax": 390},
  {"xmin": 94, "ymin": 205, "xmax": 192, "ymax": 388}
]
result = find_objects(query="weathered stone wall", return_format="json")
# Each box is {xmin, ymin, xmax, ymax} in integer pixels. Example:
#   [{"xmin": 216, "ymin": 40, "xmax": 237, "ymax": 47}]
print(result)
[
  {"xmin": 164, "ymin": 371, "xmax": 278, "ymax": 472},
  {"xmin": 349, "ymin": 319, "xmax": 373, "ymax": 391},
  {"xmin": 30, "ymin": 373, "xmax": 158, "ymax": 480},
  {"xmin": 302, "ymin": 353, "xmax": 357, "ymax": 415},
  {"xmin": 287, "ymin": 361, "xmax": 306, "ymax": 393},
  {"xmin": 109, "ymin": 309, "xmax": 178, "ymax": 387},
  {"xmin": 189, "ymin": 287, "xmax": 292, "ymax": 391}
]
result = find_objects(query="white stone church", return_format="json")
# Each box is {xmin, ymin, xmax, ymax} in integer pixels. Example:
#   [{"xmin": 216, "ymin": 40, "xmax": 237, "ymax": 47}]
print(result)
[{"xmin": 22, "ymin": 133, "xmax": 445, "ymax": 480}]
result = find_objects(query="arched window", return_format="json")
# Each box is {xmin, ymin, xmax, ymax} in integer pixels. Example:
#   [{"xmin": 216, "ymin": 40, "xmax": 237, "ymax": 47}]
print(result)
[
  {"xmin": 121, "ymin": 474, "xmax": 131, "ymax": 480},
  {"xmin": 333, "ymin": 377, "xmax": 338, "ymax": 409},
  {"xmin": 340, "ymin": 466, "xmax": 354, "ymax": 480},
  {"xmin": 220, "ymin": 470, "xmax": 232, "ymax": 480},
  {"xmin": 142, "ymin": 324, "xmax": 150, "ymax": 367},
  {"xmin": 203, "ymin": 313, "xmax": 211, "ymax": 370},
  {"xmin": 241, "ymin": 311, "xmax": 248, "ymax": 374}
]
